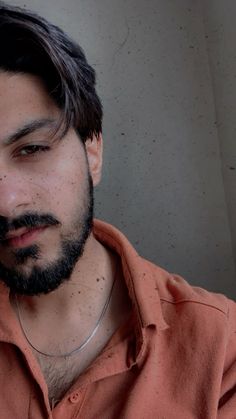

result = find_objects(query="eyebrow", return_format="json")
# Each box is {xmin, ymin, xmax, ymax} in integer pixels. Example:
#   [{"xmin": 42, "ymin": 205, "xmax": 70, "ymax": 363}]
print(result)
[{"xmin": 2, "ymin": 118, "xmax": 58, "ymax": 146}]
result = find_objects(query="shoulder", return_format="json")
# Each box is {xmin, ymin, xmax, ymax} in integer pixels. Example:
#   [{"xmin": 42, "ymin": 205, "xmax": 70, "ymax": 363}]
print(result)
[
  {"xmin": 93, "ymin": 219, "xmax": 236, "ymax": 333},
  {"xmin": 142, "ymin": 258, "xmax": 236, "ymax": 334}
]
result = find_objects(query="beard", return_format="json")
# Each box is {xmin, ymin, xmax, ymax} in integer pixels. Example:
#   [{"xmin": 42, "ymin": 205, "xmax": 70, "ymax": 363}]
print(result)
[{"xmin": 0, "ymin": 172, "xmax": 94, "ymax": 296}]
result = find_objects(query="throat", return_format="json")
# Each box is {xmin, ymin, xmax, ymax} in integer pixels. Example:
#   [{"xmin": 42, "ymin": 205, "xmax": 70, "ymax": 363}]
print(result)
[{"xmin": 13, "ymin": 269, "xmax": 117, "ymax": 357}]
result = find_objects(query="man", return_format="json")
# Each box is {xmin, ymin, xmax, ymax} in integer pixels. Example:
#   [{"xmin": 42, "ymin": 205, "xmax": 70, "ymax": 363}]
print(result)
[{"xmin": 0, "ymin": 3, "xmax": 235, "ymax": 418}]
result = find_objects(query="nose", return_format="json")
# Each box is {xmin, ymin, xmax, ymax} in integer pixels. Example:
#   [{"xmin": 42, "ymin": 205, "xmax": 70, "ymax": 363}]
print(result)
[{"xmin": 0, "ymin": 175, "xmax": 29, "ymax": 218}]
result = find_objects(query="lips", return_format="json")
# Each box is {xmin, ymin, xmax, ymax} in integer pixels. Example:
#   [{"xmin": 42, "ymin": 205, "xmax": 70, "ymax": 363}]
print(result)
[
  {"xmin": 5, "ymin": 227, "xmax": 35, "ymax": 240},
  {"xmin": 4, "ymin": 226, "xmax": 47, "ymax": 248}
]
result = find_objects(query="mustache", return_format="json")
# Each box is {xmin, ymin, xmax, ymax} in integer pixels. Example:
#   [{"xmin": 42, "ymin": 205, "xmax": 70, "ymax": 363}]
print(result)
[{"xmin": 0, "ymin": 212, "xmax": 60, "ymax": 241}]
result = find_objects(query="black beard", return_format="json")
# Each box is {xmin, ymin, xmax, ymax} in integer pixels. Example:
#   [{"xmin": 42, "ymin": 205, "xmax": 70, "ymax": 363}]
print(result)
[{"xmin": 0, "ymin": 174, "xmax": 94, "ymax": 296}]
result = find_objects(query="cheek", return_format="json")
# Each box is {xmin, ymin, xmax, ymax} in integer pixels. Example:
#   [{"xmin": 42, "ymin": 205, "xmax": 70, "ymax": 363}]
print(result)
[
  {"xmin": 40, "ymin": 163, "xmax": 87, "ymax": 220},
  {"xmin": 25, "ymin": 138, "xmax": 89, "ymax": 217}
]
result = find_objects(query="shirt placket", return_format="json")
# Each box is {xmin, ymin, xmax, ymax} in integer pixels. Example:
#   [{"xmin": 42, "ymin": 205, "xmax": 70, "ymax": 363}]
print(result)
[{"xmin": 52, "ymin": 387, "xmax": 87, "ymax": 419}]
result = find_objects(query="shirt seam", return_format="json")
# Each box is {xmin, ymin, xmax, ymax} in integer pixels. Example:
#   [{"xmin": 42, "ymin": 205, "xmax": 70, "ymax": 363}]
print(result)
[{"xmin": 160, "ymin": 297, "xmax": 228, "ymax": 316}]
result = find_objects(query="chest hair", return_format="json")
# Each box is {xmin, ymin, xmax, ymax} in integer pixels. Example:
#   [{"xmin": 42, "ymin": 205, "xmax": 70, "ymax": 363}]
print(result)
[{"xmin": 35, "ymin": 353, "xmax": 83, "ymax": 407}]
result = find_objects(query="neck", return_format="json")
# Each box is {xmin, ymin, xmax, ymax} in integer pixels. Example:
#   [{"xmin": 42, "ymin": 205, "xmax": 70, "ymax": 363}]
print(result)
[
  {"xmin": 16, "ymin": 233, "xmax": 115, "ymax": 317},
  {"xmin": 10, "ymin": 233, "xmax": 119, "ymax": 355}
]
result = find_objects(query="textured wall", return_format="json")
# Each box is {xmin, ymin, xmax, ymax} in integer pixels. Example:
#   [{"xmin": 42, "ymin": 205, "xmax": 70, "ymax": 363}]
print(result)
[
  {"xmin": 203, "ymin": 0, "xmax": 236, "ymax": 280},
  {"xmin": 7, "ymin": 0, "xmax": 236, "ymax": 298}
]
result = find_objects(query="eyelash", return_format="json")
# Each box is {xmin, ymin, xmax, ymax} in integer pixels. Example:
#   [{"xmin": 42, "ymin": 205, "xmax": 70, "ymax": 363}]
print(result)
[{"xmin": 16, "ymin": 145, "xmax": 50, "ymax": 157}]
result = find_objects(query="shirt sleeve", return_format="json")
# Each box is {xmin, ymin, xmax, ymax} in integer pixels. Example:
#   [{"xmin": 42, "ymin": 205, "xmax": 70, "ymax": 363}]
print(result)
[{"xmin": 217, "ymin": 298, "xmax": 236, "ymax": 418}]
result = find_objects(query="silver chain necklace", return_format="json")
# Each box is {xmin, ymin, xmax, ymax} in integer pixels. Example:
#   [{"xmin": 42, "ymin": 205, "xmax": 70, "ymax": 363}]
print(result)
[{"xmin": 15, "ymin": 275, "xmax": 117, "ymax": 358}]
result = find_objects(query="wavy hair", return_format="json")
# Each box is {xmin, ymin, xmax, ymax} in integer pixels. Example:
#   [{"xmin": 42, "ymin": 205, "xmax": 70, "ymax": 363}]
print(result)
[{"xmin": 0, "ymin": 2, "xmax": 103, "ymax": 142}]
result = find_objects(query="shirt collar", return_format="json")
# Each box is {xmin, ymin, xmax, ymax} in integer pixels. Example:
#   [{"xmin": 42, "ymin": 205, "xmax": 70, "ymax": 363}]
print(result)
[{"xmin": 93, "ymin": 219, "xmax": 169, "ymax": 331}]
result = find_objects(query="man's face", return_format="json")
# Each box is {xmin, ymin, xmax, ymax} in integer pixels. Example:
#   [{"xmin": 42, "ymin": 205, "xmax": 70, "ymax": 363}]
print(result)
[{"xmin": 0, "ymin": 72, "xmax": 101, "ymax": 296}]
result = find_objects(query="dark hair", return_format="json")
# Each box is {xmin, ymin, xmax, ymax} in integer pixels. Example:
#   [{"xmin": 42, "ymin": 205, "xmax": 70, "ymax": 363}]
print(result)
[{"xmin": 0, "ymin": 2, "xmax": 103, "ymax": 142}]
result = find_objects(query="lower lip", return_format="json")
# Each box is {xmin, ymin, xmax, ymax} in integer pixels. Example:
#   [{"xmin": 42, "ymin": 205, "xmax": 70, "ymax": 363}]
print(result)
[{"xmin": 6, "ymin": 227, "xmax": 47, "ymax": 248}]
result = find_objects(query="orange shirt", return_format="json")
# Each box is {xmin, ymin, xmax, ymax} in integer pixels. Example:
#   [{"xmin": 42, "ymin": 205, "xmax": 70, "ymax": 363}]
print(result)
[{"xmin": 0, "ymin": 219, "xmax": 236, "ymax": 418}]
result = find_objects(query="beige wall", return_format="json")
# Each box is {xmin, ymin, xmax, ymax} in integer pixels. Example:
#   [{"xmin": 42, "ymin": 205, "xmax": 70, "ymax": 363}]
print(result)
[{"xmin": 7, "ymin": 0, "xmax": 236, "ymax": 298}]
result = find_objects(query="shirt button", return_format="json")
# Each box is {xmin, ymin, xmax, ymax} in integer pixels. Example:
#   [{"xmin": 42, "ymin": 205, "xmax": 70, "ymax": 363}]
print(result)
[{"xmin": 69, "ymin": 392, "xmax": 80, "ymax": 403}]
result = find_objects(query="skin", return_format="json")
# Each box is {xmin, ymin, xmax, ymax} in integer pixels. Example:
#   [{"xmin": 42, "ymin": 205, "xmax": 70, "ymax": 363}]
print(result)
[{"xmin": 0, "ymin": 71, "xmax": 125, "ymax": 355}]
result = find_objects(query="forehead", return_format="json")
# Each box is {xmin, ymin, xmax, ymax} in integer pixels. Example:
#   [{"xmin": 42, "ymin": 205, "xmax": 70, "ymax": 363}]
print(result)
[{"xmin": 0, "ymin": 72, "xmax": 59, "ymax": 141}]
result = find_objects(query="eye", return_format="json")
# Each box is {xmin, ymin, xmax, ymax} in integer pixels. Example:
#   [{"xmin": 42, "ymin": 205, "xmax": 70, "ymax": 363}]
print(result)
[{"xmin": 17, "ymin": 145, "xmax": 50, "ymax": 157}]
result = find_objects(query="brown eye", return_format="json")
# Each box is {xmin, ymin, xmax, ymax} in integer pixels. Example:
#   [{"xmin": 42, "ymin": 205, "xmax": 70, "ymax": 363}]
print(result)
[{"xmin": 18, "ymin": 145, "xmax": 50, "ymax": 156}]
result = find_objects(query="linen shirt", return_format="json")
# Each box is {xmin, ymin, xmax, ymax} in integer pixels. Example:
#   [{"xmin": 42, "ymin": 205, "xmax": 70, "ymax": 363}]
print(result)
[{"xmin": 0, "ymin": 219, "xmax": 236, "ymax": 418}]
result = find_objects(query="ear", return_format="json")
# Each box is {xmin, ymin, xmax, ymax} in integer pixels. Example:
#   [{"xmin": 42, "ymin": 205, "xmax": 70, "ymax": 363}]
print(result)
[{"xmin": 85, "ymin": 133, "xmax": 103, "ymax": 186}]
